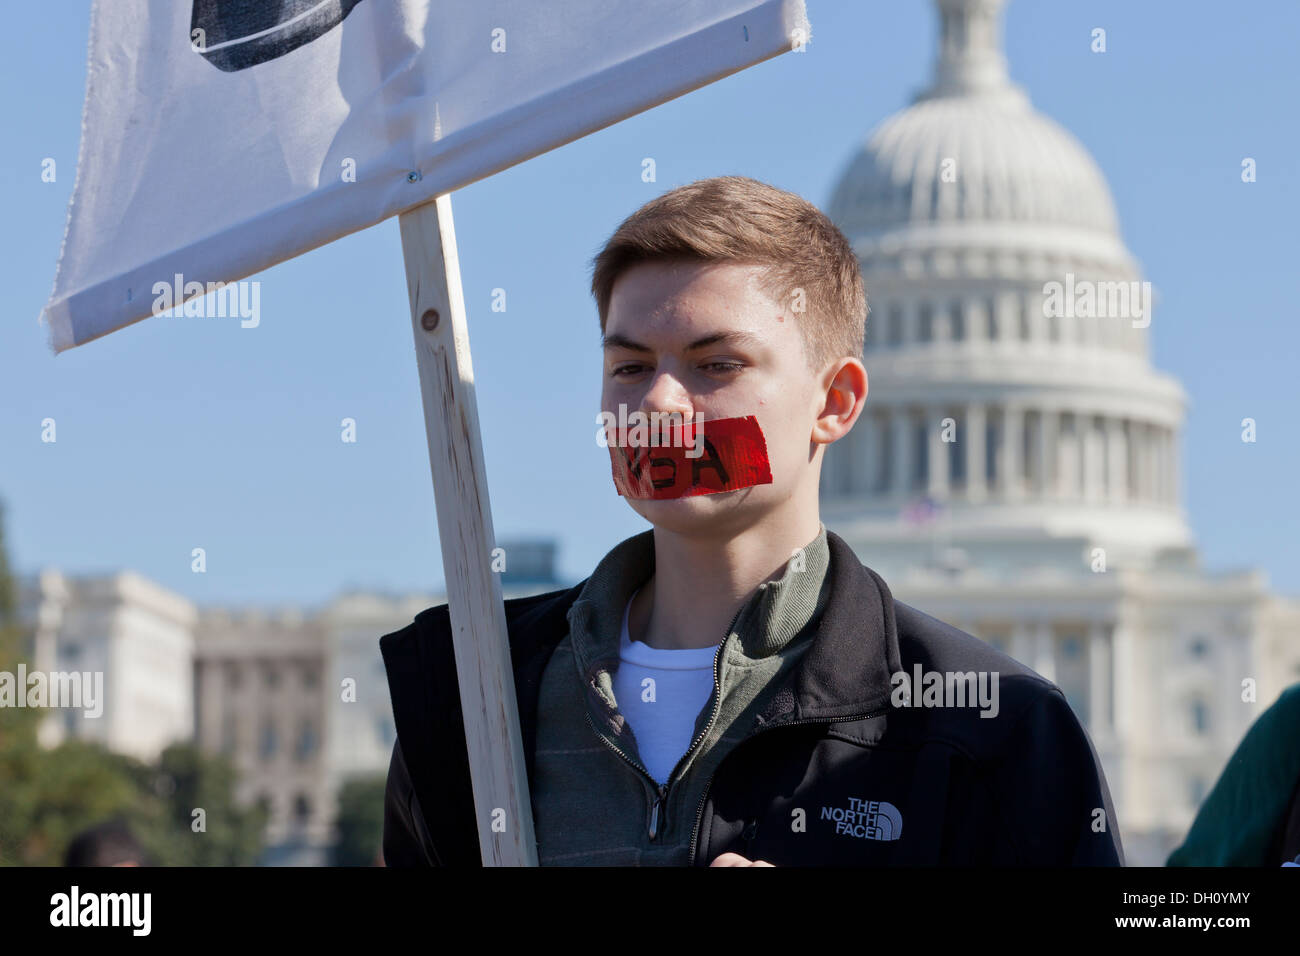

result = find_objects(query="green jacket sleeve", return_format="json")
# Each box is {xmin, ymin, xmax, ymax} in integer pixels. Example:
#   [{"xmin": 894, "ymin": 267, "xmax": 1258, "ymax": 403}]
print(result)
[{"xmin": 1167, "ymin": 683, "xmax": 1300, "ymax": 866}]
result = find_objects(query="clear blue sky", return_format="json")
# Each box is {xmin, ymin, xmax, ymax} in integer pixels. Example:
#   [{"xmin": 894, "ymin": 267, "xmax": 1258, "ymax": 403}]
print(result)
[{"xmin": 2, "ymin": 1, "xmax": 1297, "ymax": 608}]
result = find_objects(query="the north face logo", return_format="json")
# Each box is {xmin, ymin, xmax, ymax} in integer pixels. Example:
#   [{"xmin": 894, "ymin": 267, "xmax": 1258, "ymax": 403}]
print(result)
[{"xmin": 820, "ymin": 798, "xmax": 902, "ymax": 841}]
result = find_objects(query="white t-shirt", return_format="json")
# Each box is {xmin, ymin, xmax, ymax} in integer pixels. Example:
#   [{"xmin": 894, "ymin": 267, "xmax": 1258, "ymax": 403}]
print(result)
[{"xmin": 612, "ymin": 589, "xmax": 719, "ymax": 786}]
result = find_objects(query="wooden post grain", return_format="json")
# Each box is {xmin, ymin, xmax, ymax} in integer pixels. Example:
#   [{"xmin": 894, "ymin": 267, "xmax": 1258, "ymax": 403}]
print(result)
[{"xmin": 397, "ymin": 193, "xmax": 538, "ymax": 867}]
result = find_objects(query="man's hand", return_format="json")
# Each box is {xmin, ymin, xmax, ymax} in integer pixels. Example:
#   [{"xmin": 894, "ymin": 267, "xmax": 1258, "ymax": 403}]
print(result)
[{"xmin": 709, "ymin": 852, "xmax": 775, "ymax": 866}]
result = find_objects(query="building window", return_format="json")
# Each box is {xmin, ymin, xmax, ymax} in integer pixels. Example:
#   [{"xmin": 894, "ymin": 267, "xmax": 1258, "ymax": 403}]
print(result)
[
  {"xmin": 887, "ymin": 305, "xmax": 903, "ymax": 346},
  {"xmin": 1019, "ymin": 298, "xmax": 1031, "ymax": 340},
  {"xmin": 221, "ymin": 714, "xmax": 237, "ymax": 755},
  {"xmin": 918, "ymin": 304, "xmax": 933, "ymax": 343},
  {"xmin": 264, "ymin": 666, "xmax": 280, "ymax": 689},
  {"xmin": 949, "ymin": 301, "xmax": 965, "ymax": 341},
  {"xmin": 294, "ymin": 794, "xmax": 312, "ymax": 826},
  {"xmin": 225, "ymin": 662, "xmax": 242, "ymax": 691},
  {"xmin": 295, "ymin": 720, "xmax": 318, "ymax": 762},
  {"xmin": 301, "ymin": 665, "xmax": 318, "ymax": 689},
  {"xmin": 1062, "ymin": 637, "xmax": 1083, "ymax": 660},
  {"xmin": 377, "ymin": 717, "xmax": 395, "ymax": 748},
  {"xmin": 259, "ymin": 719, "xmax": 278, "ymax": 760},
  {"xmin": 1190, "ymin": 699, "xmax": 1209, "ymax": 735},
  {"xmin": 1188, "ymin": 776, "xmax": 1209, "ymax": 810},
  {"xmin": 1189, "ymin": 637, "xmax": 1209, "ymax": 659}
]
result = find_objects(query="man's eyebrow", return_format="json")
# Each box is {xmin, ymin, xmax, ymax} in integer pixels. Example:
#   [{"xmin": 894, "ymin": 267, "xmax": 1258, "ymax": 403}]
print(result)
[
  {"xmin": 601, "ymin": 329, "xmax": 763, "ymax": 352},
  {"xmin": 601, "ymin": 332, "xmax": 651, "ymax": 352}
]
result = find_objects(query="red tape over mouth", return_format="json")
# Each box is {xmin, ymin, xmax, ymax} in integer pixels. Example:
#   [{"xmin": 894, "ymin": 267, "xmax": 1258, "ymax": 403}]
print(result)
[{"xmin": 608, "ymin": 415, "xmax": 773, "ymax": 499}]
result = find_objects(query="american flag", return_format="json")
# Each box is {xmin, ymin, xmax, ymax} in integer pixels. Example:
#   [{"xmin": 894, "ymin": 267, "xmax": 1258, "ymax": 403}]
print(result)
[{"xmin": 901, "ymin": 495, "xmax": 942, "ymax": 525}]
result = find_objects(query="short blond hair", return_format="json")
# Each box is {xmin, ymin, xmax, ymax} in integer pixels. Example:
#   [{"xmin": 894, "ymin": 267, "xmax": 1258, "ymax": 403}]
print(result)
[{"xmin": 590, "ymin": 176, "xmax": 866, "ymax": 369}]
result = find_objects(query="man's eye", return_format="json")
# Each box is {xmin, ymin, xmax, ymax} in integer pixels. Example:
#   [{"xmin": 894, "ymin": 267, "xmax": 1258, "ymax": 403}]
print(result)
[
  {"xmin": 611, "ymin": 364, "xmax": 647, "ymax": 377},
  {"xmin": 703, "ymin": 362, "xmax": 744, "ymax": 373}
]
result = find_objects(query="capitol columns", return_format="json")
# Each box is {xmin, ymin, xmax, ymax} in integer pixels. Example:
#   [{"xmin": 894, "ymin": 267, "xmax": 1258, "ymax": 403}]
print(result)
[
  {"xmin": 1032, "ymin": 619, "xmax": 1056, "ymax": 683},
  {"xmin": 1010, "ymin": 620, "xmax": 1033, "ymax": 667},
  {"xmin": 856, "ymin": 409, "xmax": 879, "ymax": 495},
  {"xmin": 1002, "ymin": 403, "xmax": 1024, "ymax": 499},
  {"xmin": 1146, "ymin": 423, "xmax": 1160, "ymax": 503},
  {"xmin": 1087, "ymin": 619, "xmax": 1113, "ymax": 739},
  {"xmin": 1035, "ymin": 407, "xmax": 1055, "ymax": 499},
  {"xmin": 927, "ymin": 406, "xmax": 949, "ymax": 499},
  {"xmin": 1170, "ymin": 424, "xmax": 1180, "ymax": 504},
  {"xmin": 1152, "ymin": 426, "xmax": 1165, "ymax": 505},
  {"xmin": 968, "ymin": 298, "xmax": 990, "ymax": 346},
  {"xmin": 1156, "ymin": 425, "xmax": 1168, "ymax": 503},
  {"xmin": 1140, "ymin": 422, "xmax": 1156, "ymax": 503},
  {"xmin": 1083, "ymin": 414, "xmax": 1105, "ymax": 505},
  {"xmin": 1109, "ymin": 614, "xmax": 1137, "ymax": 740},
  {"xmin": 1166, "ymin": 426, "xmax": 1180, "ymax": 505},
  {"xmin": 891, "ymin": 405, "xmax": 912, "ymax": 499},
  {"xmin": 1105, "ymin": 416, "xmax": 1126, "ymax": 504},
  {"xmin": 965, "ymin": 402, "xmax": 986, "ymax": 501}
]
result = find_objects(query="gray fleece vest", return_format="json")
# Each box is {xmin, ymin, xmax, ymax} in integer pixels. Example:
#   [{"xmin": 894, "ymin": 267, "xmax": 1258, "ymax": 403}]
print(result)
[{"xmin": 531, "ymin": 523, "xmax": 831, "ymax": 865}]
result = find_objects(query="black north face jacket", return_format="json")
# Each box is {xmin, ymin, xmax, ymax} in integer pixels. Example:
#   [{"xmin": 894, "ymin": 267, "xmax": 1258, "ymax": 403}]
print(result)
[{"xmin": 380, "ymin": 530, "xmax": 1125, "ymax": 866}]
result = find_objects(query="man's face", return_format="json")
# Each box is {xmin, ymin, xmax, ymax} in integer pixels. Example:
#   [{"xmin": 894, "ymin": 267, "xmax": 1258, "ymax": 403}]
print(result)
[{"xmin": 601, "ymin": 259, "xmax": 846, "ymax": 537}]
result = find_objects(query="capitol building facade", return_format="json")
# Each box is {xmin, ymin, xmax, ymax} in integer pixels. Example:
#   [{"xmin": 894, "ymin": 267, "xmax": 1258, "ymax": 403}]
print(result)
[{"xmin": 820, "ymin": 0, "xmax": 1300, "ymax": 865}]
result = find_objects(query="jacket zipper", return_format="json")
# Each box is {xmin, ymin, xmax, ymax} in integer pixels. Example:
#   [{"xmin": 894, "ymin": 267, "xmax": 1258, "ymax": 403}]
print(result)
[
  {"xmin": 686, "ymin": 707, "xmax": 890, "ymax": 866},
  {"xmin": 583, "ymin": 631, "xmax": 727, "ymax": 842},
  {"xmin": 742, "ymin": 820, "xmax": 759, "ymax": 855},
  {"xmin": 583, "ymin": 712, "xmax": 667, "ymax": 837}
]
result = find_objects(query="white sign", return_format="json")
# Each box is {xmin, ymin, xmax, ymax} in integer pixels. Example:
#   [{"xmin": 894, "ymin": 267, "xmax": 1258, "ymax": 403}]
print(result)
[{"xmin": 40, "ymin": 0, "xmax": 809, "ymax": 353}]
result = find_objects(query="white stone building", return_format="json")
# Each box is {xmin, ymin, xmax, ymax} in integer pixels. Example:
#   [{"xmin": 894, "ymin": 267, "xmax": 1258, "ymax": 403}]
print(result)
[
  {"xmin": 19, "ymin": 569, "xmax": 195, "ymax": 761},
  {"xmin": 821, "ymin": 0, "xmax": 1300, "ymax": 865}
]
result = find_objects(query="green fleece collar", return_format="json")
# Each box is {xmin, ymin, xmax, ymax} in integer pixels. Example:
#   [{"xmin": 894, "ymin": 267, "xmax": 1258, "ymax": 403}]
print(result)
[{"xmin": 566, "ymin": 522, "xmax": 832, "ymax": 677}]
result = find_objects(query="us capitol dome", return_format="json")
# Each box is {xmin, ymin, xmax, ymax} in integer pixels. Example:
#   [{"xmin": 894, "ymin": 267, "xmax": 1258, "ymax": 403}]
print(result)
[{"xmin": 821, "ymin": 0, "xmax": 1300, "ymax": 866}]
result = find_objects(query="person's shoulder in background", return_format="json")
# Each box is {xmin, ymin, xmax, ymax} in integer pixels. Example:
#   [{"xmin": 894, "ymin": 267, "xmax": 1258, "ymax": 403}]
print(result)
[{"xmin": 1168, "ymin": 683, "xmax": 1300, "ymax": 866}]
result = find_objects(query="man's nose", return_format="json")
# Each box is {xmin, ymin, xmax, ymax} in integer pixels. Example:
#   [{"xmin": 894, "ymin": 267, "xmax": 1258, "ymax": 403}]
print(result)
[{"xmin": 639, "ymin": 370, "xmax": 693, "ymax": 421}]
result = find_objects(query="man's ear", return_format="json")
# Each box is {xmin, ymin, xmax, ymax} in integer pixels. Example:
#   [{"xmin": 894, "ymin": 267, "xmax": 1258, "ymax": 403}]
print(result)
[{"xmin": 811, "ymin": 357, "xmax": 868, "ymax": 446}]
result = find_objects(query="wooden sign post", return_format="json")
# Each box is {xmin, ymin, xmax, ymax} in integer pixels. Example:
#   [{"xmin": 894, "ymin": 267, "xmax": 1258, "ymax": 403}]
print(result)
[{"xmin": 397, "ymin": 194, "xmax": 538, "ymax": 867}]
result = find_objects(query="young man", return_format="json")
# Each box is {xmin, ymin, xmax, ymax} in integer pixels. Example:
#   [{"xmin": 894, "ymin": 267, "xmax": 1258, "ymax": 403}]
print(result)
[{"xmin": 381, "ymin": 176, "xmax": 1124, "ymax": 867}]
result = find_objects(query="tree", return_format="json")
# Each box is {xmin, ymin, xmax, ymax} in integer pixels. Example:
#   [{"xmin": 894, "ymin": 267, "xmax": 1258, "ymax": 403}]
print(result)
[
  {"xmin": 149, "ymin": 743, "xmax": 267, "ymax": 866},
  {"xmin": 0, "ymin": 498, "xmax": 40, "ymax": 752},
  {"xmin": 332, "ymin": 775, "xmax": 386, "ymax": 866}
]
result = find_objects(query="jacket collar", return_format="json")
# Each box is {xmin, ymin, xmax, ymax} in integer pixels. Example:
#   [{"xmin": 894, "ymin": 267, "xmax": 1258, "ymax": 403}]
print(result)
[
  {"xmin": 558, "ymin": 525, "xmax": 901, "ymax": 729},
  {"xmin": 752, "ymin": 529, "xmax": 903, "ymax": 728},
  {"xmin": 565, "ymin": 523, "xmax": 834, "ymax": 737},
  {"xmin": 565, "ymin": 522, "xmax": 832, "ymax": 669}
]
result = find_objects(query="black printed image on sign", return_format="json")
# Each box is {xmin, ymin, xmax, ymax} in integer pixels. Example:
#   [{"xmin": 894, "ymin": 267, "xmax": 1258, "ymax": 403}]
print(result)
[{"xmin": 192, "ymin": 0, "xmax": 365, "ymax": 72}]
